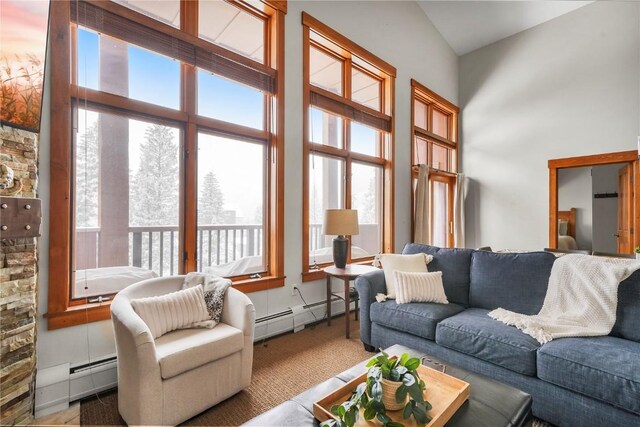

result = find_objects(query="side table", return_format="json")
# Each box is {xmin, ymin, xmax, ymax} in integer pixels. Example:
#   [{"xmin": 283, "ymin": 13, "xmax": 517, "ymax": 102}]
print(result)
[{"xmin": 323, "ymin": 264, "xmax": 378, "ymax": 339}]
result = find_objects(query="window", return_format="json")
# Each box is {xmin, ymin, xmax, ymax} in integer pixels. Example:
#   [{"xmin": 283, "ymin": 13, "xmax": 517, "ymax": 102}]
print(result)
[
  {"xmin": 302, "ymin": 13, "xmax": 395, "ymax": 280},
  {"xmin": 49, "ymin": 0, "xmax": 286, "ymax": 329},
  {"xmin": 410, "ymin": 79, "xmax": 459, "ymax": 248}
]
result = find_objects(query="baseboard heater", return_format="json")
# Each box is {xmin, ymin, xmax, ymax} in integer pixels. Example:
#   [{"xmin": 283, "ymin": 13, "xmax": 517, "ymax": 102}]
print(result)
[
  {"xmin": 70, "ymin": 356, "xmax": 117, "ymax": 375},
  {"xmin": 255, "ymin": 296, "xmax": 341, "ymax": 324}
]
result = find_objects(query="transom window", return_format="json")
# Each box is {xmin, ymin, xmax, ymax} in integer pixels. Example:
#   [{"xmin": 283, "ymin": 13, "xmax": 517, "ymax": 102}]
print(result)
[
  {"xmin": 411, "ymin": 79, "xmax": 459, "ymax": 248},
  {"xmin": 302, "ymin": 13, "xmax": 395, "ymax": 280},
  {"xmin": 48, "ymin": 0, "xmax": 286, "ymax": 329}
]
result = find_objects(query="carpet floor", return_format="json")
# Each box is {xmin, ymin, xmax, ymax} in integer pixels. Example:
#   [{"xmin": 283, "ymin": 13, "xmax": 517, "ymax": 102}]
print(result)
[
  {"xmin": 81, "ymin": 314, "xmax": 371, "ymax": 426},
  {"xmin": 81, "ymin": 314, "xmax": 551, "ymax": 427}
]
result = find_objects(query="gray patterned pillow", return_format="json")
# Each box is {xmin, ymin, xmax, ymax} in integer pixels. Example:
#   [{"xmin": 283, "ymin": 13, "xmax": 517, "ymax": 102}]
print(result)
[{"xmin": 183, "ymin": 273, "xmax": 232, "ymax": 327}]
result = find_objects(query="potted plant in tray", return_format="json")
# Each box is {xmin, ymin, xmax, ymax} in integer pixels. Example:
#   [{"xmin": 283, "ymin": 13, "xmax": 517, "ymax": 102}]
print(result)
[{"xmin": 321, "ymin": 351, "xmax": 432, "ymax": 427}]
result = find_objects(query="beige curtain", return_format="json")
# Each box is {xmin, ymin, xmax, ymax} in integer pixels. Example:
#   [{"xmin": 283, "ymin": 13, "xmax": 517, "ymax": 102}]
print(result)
[
  {"xmin": 414, "ymin": 164, "xmax": 430, "ymax": 244},
  {"xmin": 453, "ymin": 173, "xmax": 465, "ymax": 247}
]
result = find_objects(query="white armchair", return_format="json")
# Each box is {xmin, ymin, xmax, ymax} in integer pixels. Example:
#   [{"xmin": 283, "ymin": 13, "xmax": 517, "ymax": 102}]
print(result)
[{"xmin": 110, "ymin": 276, "xmax": 255, "ymax": 426}]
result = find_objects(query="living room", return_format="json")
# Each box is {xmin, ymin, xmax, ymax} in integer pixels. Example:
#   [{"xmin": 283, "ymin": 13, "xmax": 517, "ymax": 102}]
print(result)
[{"xmin": 1, "ymin": 1, "xmax": 639, "ymax": 426}]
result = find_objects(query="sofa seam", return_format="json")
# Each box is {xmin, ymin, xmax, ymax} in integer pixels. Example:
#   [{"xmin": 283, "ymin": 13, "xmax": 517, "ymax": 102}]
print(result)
[
  {"xmin": 538, "ymin": 351, "xmax": 639, "ymax": 385},
  {"xmin": 437, "ymin": 321, "xmax": 538, "ymax": 352}
]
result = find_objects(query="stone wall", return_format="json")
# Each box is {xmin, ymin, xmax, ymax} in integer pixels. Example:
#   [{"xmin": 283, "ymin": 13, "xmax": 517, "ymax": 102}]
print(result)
[{"xmin": 0, "ymin": 125, "xmax": 39, "ymax": 425}]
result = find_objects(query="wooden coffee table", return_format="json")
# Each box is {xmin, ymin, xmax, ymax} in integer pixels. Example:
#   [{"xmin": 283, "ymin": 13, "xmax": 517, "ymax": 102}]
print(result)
[{"xmin": 323, "ymin": 264, "xmax": 378, "ymax": 339}]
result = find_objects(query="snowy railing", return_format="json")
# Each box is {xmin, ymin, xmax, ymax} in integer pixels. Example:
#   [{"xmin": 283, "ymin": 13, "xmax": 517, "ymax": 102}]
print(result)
[{"xmin": 76, "ymin": 223, "xmax": 337, "ymax": 276}]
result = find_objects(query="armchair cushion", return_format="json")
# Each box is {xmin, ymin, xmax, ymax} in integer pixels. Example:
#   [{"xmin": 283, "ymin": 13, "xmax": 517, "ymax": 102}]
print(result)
[{"xmin": 155, "ymin": 324, "xmax": 244, "ymax": 379}]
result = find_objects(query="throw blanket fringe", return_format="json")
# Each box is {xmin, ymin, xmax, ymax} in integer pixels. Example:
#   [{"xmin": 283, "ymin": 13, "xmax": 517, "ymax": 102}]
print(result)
[{"xmin": 489, "ymin": 254, "xmax": 640, "ymax": 344}]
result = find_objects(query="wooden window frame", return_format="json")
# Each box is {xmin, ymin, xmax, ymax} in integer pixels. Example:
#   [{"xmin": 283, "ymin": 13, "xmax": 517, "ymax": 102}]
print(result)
[
  {"xmin": 301, "ymin": 13, "xmax": 396, "ymax": 282},
  {"xmin": 410, "ymin": 79, "xmax": 459, "ymax": 248},
  {"xmin": 47, "ymin": 0, "xmax": 286, "ymax": 330}
]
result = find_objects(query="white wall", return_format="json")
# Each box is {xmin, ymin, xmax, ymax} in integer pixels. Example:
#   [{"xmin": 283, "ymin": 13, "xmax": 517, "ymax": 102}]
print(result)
[
  {"xmin": 460, "ymin": 1, "xmax": 640, "ymax": 250},
  {"xmin": 36, "ymin": 1, "xmax": 457, "ymax": 375},
  {"xmin": 557, "ymin": 166, "xmax": 592, "ymax": 250}
]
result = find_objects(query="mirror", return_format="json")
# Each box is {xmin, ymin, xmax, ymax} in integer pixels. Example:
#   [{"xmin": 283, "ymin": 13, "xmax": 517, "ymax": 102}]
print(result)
[{"xmin": 549, "ymin": 151, "xmax": 638, "ymax": 255}]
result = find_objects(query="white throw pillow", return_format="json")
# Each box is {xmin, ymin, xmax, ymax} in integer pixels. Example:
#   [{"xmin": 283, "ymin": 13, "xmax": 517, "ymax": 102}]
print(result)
[
  {"xmin": 394, "ymin": 271, "xmax": 448, "ymax": 304},
  {"xmin": 131, "ymin": 285, "xmax": 211, "ymax": 339},
  {"xmin": 379, "ymin": 253, "xmax": 433, "ymax": 298}
]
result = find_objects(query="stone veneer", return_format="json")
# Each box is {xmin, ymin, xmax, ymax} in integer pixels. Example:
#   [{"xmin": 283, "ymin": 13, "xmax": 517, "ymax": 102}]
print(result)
[{"xmin": 0, "ymin": 125, "xmax": 39, "ymax": 425}]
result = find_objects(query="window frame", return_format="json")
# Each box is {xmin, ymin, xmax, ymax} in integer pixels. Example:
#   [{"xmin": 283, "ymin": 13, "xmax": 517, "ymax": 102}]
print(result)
[
  {"xmin": 301, "ymin": 13, "xmax": 395, "ymax": 282},
  {"xmin": 410, "ymin": 79, "xmax": 459, "ymax": 248},
  {"xmin": 48, "ymin": 0, "xmax": 286, "ymax": 330}
]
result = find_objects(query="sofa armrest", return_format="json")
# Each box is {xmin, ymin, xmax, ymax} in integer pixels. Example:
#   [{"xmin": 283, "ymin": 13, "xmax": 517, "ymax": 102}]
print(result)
[
  {"xmin": 355, "ymin": 269, "xmax": 386, "ymax": 347},
  {"xmin": 222, "ymin": 287, "xmax": 256, "ymax": 339}
]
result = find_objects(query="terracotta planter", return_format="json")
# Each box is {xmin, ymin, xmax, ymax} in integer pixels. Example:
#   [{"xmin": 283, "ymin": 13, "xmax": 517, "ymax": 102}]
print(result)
[{"xmin": 381, "ymin": 378, "xmax": 407, "ymax": 411}]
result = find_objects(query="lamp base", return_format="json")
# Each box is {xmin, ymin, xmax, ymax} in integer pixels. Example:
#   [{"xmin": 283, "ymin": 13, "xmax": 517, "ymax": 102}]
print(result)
[{"xmin": 333, "ymin": 236, "xmax": 348, "ymax": 269}]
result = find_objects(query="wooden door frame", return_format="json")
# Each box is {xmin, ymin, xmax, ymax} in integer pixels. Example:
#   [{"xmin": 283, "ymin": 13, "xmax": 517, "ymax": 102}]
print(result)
[{"xmin": 548, "ymin": 150, "xmax": 639, "ymax": 250}]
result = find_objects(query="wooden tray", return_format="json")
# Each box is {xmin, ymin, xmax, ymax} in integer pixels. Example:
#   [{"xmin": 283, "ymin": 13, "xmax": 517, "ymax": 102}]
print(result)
[{"xmin": 314, "ymin": 364, "xmax": 470, "ymax": 427}]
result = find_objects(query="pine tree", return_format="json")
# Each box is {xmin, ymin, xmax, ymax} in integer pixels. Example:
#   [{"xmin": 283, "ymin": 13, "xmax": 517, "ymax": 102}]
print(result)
[
  {"xmin": 358, "ymin": 177, "xmax": 376, "ymax": 223},
  {"xmin": 130, "ymin": 124, "xmax": 179, "ymax": 226},
  {"xmin": 198, "ymin": 171, "xmax": 225, "ymax": 224},
  {"xmin": 75, "ymin": 121, "xmax": 99, "ymax": 227}
]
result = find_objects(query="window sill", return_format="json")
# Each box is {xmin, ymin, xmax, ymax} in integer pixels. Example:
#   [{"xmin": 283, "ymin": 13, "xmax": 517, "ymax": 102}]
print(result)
[{"xmin": 46, "ymin": 275, "xmax": 286, "ymax": 330}]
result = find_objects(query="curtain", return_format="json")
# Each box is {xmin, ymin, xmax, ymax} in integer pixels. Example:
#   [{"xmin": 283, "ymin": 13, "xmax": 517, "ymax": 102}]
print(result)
[
  {"xmin": 414, "ymin": 164, "xmax": 430, "ymax": 244},
  {"xmin": 453, "ymin": 173, "xmax": 466, "ymax": 247}
]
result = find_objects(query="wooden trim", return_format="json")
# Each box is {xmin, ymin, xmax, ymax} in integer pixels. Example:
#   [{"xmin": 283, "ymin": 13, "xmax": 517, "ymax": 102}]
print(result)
[
  {"xmin": 302, "ymin": 24, "xmax": 311, "ymax": 275},
  {"xmin": 548, "ymin": 150, "xmax": 637, "ymax": 169},
  {"xmin": 411, "ymin": 79, "xmax": 459, "ymax": 114},
  {"xmin": 310, "ymin": 86, "xmax": 392, "ymax": 132},
  {"xmin": 70, "ymin": 85, "xmax": 189, "ymax": 123},
  {"xmin": 302, "ymin": 12, "xmax": 396, "ymax": 78},
  {"xmin": 413, "ymin": 126, "xmax": 456, "ymax": 149},
  {"xmin": 48, "ymin": 0, "xmax": 72, "ymax": 318},
  {"xmin": 548, "ymin": 150, "xmax": 639, "ymax": 249},
  {"xmin": 262, "ymin": 0, "xmax": 287, "ymax": 14}
]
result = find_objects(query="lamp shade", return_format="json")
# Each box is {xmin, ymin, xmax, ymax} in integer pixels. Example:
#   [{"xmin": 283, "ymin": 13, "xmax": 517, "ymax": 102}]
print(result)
[{"xmin": 323, "ymin": 209, "xmax": 359, "ymax": 236}]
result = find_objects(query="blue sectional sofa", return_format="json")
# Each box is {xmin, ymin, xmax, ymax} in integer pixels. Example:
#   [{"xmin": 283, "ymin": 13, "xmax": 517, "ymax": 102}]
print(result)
[{"xmin": 356, "ymin": 244, "xmax": 640, "ymax": 427}]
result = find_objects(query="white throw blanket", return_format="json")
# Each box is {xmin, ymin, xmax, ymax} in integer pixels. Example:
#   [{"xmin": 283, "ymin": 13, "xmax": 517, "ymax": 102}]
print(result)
[{"xmin": 489, "ymin": 254, "xmax": 640, "ymax": 344}]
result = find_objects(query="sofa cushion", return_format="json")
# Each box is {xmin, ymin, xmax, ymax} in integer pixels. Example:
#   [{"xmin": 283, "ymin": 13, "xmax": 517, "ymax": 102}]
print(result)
[
  {"xmin": 469, "ymin": 251, "xmax": 556, "ymax": 314},
  {"xmin": 611, "ymin": 270, "xmax": 640, "ymax": 342},
  {"xmin": 537, "ymin": 336, "xmax": 640, "ymax": 415},
  {"xmin": 436, "ymin": 308, "xmax": 541, "ymax": 376},
  {"xmin": 155, "ymin": 324, "xmax": 244, "ymax": 379},
  {"xmin": 402, "ymin": 244, "xmax": 473, "ymax": 306},
  {"xmin": 370, "ymin": 300, "xmax": 464, "ymax": 341}
]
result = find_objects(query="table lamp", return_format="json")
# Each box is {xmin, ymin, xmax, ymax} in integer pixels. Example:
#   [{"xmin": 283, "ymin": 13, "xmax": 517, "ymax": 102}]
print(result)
[{"xmin": 323, "ymin": 209, "xmax": 359, "ymax": 269}]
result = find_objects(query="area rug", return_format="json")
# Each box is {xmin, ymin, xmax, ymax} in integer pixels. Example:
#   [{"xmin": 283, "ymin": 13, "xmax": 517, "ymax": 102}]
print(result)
[{"xmin": 80, "ymin": 314, "xmax": 553, "ymax": 426}]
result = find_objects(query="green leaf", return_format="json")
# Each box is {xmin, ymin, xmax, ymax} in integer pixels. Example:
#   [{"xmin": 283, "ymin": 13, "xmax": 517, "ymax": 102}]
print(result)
[
  {"xmin": 405, "ymin": 357, "xmax": 420, "ymax": 371},
  {"xmin": 320, "ymin": 420, "xmax": 336, "ymax": 427},
  {"xmin": 403, "ymin": 402, "xmax": 413, "ymax": 419},
  {"xmin": 395, "ymin": 365, "xmax": 408, "ymax": 376},
  {"xmin": 376, "ymin": 413, "xmax": 391, "ymax": 424},
  {"xmin": 423, "ymin": 400, "xmax": 432, "ymax": 412},
  {"xmin": 407, "ymin": 383, "xmax": 424, "ymax": 403},
  {"xmin": 338, "ymin": 404, "xmax": 346, "ymax": 418},
  {"xmin": 364, "ymin": 404, "xmax": 376, "ymax": 421},
  {"xmin": 344, "ymin": 407, "xmax": 357, "ymax": 427},
  {"xmin": 371, "ymin": 380, "xmax": 383, "ymax": 401},
  {"xmin": 330, "ymin": 405, "xmax": 341, "ymax": 416},
  {"xmin": 377, "ymin": 354, "xmax": 390, "ymax": 367},
  {"xmin": 390, "ymin": 368, "xmax": 400, "ymax": 382},
  {"xmin": 413, "ymin": 403, "xmax": 431, "ymax": 424},
  {"xmin": 355, "ymin": 383, "xmax": 367, "ymax": 399},
  {"xmin": 381, "ymin": 364, "xmax": 391, "ymax": 379},
  {"xmin": 366, "ymin": 357, "xmax": 378, "ymax": 368},
  {"xmin": 399, "ymin": 353, "xmax": 409, "ymax": 366}
]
